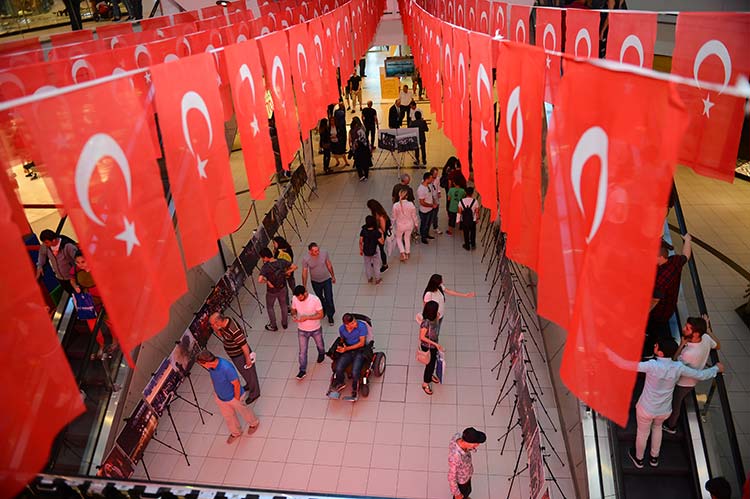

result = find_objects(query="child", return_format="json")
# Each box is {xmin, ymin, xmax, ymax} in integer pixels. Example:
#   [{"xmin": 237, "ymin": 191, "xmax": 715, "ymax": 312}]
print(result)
[
  {"xmin": 458, "ymin": 186, "xmax": 479, "ymax": 250},
  {"xmin": 446, "ymin": 179, "xmax": 466, "ymax": 236},
  {"xmin": 359, "ymin": 215, "xmax": 384, "ymax": 284}
]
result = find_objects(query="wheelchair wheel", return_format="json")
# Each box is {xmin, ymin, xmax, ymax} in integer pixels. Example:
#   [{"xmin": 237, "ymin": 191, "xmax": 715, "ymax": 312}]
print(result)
[
  {"xmin": 373, "ymin": 352, "xmax": 386, "ymax": 377},
  {"xmin": 360, "ymin": 381, "xmax": 370, "ymax": 398}
]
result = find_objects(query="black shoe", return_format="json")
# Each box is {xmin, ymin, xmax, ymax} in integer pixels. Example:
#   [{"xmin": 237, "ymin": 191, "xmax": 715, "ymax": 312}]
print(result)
[
  {"xmin": 628, "ymin": 448, "xmax": 644, "ymax": 469},
  {"xmin": 345, "ymin": 390, "xmax": 358, "ymax": 402},
  {"xmin": 421, "ymin": 238, "xmax": 429, "ymax": 244},
  {"xmin": 648, "ymin": 455, "xmax": 659, "ymax": 467},
  {"xmin": 328, "ymin": 317, "xmax": 334, "ymax": 326},
  {"xmin": 296, "ymin": 370, "xmax": 307, "ymax": 380},
  {"xmin": 426, "ymin": 235, "xmax": 435, "ymax": 239},
  {"xmin": 380, "ymin": 265, "xmax": 388, "ymax": 273},
  {"xmin": 662, "ymin": 424, "xmax": 677, "ymax": 435},
  {"xmin": 264, "ymin": 324, "xmax": 278, "ymax": 331},
  {"xmin": 463, "ymin": 244, "xmax": 471, "ymax": 251},
  {"xmin": 317, "ymin": 352, "xmax": 326, "ymax": 363}
]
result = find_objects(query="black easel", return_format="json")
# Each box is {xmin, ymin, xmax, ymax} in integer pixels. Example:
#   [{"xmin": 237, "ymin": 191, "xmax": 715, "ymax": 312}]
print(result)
[
  {"xmin": 172, "ymin": 370, "xmax": 213, "ymax": 425},
  {"xmin": 149, "ymin": 401, "xmax": 190, "ymax": 466}
]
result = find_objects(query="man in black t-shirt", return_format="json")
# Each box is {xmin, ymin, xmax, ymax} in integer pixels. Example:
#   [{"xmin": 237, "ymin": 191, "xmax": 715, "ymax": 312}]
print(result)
[
  {"xmin": 361, "ymin": 100, "xmax": 378, "ymax": 149},
  {"xmin": 360, "ymin": 215, "xmax": 384, "ymax": 284},
  {"xmin": 258, "ymin": 247, "xmax": 297, "ymax": 331},
  {"xmin": 348, "ymin": 70, "xmax": 363, "ymax": 111}
]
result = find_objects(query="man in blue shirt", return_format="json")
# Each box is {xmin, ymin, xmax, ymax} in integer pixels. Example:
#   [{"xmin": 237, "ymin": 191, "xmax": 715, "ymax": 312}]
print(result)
[
  {"xmin": 332, "ymin": 314, "xmax": 368, "ymax": 401},
  {"xmin": 606, "ymin": 338, "xmax": 722, "ymax": 469},
  {"xmin": 198, "ymin": 350, "xmax": 260, "ymax": 444}
]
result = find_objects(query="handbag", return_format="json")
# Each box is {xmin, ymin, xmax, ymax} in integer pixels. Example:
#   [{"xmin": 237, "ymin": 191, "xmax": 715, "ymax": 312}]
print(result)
[
  {"xmin": 73, "ymin": 292, "xmax": 97, "ymax": 320},
  {"xmin": 416, "ymin": 346, "xmax": 430, "ymax": 365}
]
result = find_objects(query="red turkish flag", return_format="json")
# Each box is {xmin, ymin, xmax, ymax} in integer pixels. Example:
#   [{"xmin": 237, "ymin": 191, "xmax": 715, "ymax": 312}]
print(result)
[
  {"xmin": 48, "ymin": 39, "xmax": 108, "ymax": 60},
  {"xmin": 441, "ymin": 24, "xmax": 454, "ymax": 146},
  {"xmin": 427, "ymin": 18, "xmax": 444, "ymax": 129},
  {"xmin": 497, "ymin": 42, "xmax": 545, "ymax": 271},
  {"xmin": 225, "ymin": 40, "xmax": 276, "ymax": 200},
  {"xmin": 446, "ymin": 0, "xmax": 455, "ymax": 24},
  {"xmin": 535, "ymin": 7, "xmax": 562, "ymax": 103},
  {"xmin": 452, "ymin": 27, "xmax": 471, "ymax": 176},
  {"xmin": 49, "ymin": 29, "xmax": 94, "ymax": 47},
  {"xmin": 508, "ymin": 4, "xmax": 530, "ymax": 44},
  {"xmin": 469, "ymin": 32, "xmax": 497, "ymax": 220},
  {"xmin": 151, "ymin": 52, "xmax": 239, "ymax": 268},
  {"xmin": 455, "ymin": 0, "xmax": 466, "ymax": 28},
  {"xmin": 605, "ymin": 11, "xmax": 657, "ymax": 69},
  {"xmin": 335, "ymin": 5, "xmax": 354, "ymax": 74},
  {"xmin": 107, "ymin": 29, "xmax": 160, "ymax": 50},
  {"xmin": 465, "ymin": 0, "xmax": 477, "ymax": 31},
  {"xmin": 287, "ymin": 23, "xmax": 321, "ymax": 133},
  {"xmin": 309, "ymin": 17, "xmax": 340, "ymax": 104},
  {"xmin": 0, "ymin": 37, "xmax": 41, "ymax": 55},
  {"xmin": 0, "ymin": 144, "xmax": 30, "ymax": 235},
  {"xmin": 0, "ymin": 49, "xmax": 44, "ymax": 69},
  {"xmin": 476, "ymin": 0, "xmax": 491, "ymax": 35},
  {"xmin": 139, "ymin": 15, "xmax": 170, "ymax": 31},
  {"xmin": 491, "ymin": 1, "xmax": 507, "ymax": 38},
  {"xmin": 671, "ymin": 13, "xmax": 750, "ymax": 183},
  {"xmin": 96, "ymin": 22, "xmax": 134, "ymax": 39},
  {"xmin": 0, "ymin": 186, "xmax": 85, "ymax": 498},
  {"xmin": 18, "ymin": 78, "xmax": 187, "ymax": 365},
  {"xmin": 258, "ymin": 30, "xmax": 301, "ymax": 169},
  {"xmin": 0, "ymin": 61, "xmax": 65, "ymax": 100},
  {"xmin": 545, "ymin": 60, "xmax": 687, "ymax": 426},
  {"xmin": 565, "ymin": 8, "xmax": 599, "ymax": 58}
]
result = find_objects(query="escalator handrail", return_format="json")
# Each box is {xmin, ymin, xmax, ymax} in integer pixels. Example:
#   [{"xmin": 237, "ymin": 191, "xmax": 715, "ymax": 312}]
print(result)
[{"xmin": 671, "ymin": 183, "xmax": 746, "ymax": 489}]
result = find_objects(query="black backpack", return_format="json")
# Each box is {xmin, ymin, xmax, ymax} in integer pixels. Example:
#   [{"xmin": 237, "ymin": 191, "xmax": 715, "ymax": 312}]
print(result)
[{"xmin": 460, "ymin": 199, "xmax": 476, "ymax": 226}]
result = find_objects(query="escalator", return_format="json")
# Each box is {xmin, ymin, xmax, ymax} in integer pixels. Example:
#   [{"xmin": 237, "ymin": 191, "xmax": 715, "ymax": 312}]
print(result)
[{"xmin": 584, "ymin": 183, "xmax": 746, "ymax": 499}]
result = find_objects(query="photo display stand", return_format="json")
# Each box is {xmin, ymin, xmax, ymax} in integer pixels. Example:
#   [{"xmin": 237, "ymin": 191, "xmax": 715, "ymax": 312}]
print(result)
[{"xmin": 375, "ymin": 128, "xmax": 420, "ymax": 177}]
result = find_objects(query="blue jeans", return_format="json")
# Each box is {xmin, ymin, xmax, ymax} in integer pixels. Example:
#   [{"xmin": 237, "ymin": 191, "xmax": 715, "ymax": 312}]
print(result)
[
  {"xmin": 298, "ymin": 327, "xmax": 325, "ymax": 371},
  {"xmin": 419, "ymin": 210, "xmax": 431, "ymax": 239},
  {"xmin": 335, "ymin": 349, "xmax": 366, "ymax": 390},
  {"xmin": 311, "ymin": 278, "xmax": 335, "ymax": 322}
]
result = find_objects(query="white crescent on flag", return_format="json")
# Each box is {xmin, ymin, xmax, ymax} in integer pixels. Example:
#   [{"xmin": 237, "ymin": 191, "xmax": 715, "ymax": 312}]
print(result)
[
  {"xmin": 515, "ymin": 19, "xmax": 526, "ymax": 43},
  {"xmin": 180, "ymin": 91, "xmax": 214, "ymax": 178},
  {"xmin": 571, "ymin": 126, "xmax": 608, "ymax": 243},
  {"xmin": 134, "ymin": 44, "xmax": 152, "ymax": 68},
  {"xmin": 71, "ymin": 58, "xmax": 95, "ymax": 84},
  {"xmin": 574, "ymin": 28, "xmax": 592, "ymax": 58},
  {"xmin": 297, "ymin": 43, "xmax": 309, "ymax": 92},
  {"xmin": 506, "ymin": 86, "xmax": 523, "ymax": 160},
  {"xmin": 239, "ymin": 64, "xmax": 260, "ymax": 135},
  {"xmin": 543, "ymin": 23, "xmax": 556, "ymax": 50},
  {"xmin": 272, "ymin": 55, "xmax": 286, "ymax": 98},
  {"xmin": 693, "ymin": 39, "xmax": 732, "ymax": 92},
  {"xmin": 619, "ymin": 34, "xmax": 645, "ymax": 67},
  {"xmin": 0, "ymin": 72, "xmax": 26, "ymax": 96}
]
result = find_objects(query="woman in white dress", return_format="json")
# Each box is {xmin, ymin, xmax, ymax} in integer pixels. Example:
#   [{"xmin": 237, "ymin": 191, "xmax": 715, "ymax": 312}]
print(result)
[{"xmin": 391, "ymin": 187, "xmax": 419, "ymax": 262}]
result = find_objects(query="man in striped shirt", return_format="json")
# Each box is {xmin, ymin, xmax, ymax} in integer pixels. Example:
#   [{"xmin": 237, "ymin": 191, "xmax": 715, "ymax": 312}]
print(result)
[{"xmin": 210, "ymin": 312, "xmax": 260, "ymax": 404}]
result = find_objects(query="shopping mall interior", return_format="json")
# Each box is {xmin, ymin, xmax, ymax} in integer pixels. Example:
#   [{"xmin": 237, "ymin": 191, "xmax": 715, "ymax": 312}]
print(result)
[{"xmin": 3, "ymin": 1, "xmax": 750, "ymax": 499}]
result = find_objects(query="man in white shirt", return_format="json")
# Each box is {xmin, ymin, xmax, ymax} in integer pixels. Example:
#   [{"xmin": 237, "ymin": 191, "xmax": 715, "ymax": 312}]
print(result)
[
  {"xmin": 607, "ymin": 337, "xmax": 723, "ymax": 469},
  {"xmin": 416, "ymin": 172, "xmax": 435, "ymax": 244},
  {"xmin": 291, "ymin": 285, "xmax": 326, "ymax": 380},
  {"xmin": 399, "ymin": 84, "xmax": 414, "ymax": 126},
  {"xmin": 663, "ymin": 316, "xmax": 720, "ymax": 433}
]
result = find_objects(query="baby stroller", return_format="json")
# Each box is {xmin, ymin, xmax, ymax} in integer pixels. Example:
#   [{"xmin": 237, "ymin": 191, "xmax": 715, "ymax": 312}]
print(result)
[{"xmin": 326, "ymin": 314, "xmax": 386, "ymax": 400}]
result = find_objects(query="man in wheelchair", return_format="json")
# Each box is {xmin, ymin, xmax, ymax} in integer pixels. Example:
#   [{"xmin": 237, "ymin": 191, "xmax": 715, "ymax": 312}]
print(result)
[{"xmin": 330, "ymin": 313, "xmax": 370, "ymax": 401}]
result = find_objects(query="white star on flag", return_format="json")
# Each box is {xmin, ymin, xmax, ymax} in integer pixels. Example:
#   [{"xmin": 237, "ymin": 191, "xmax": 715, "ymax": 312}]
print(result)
[
  {"xmin": 115, "ymin": 216, "xmax": 140, "ymax": 256},
  {"xmin": 546, "ymin": 56, "xmax": 551, "ymax": 69},
  {"xmin": 144, "ymin": 72, "xmax": 152, "ymax": 84},
  {"xmin": 480, "ymin": 123, "xmax": 488, "ymax": 146},
  {"xmin": 301, "ymin": 81, "xmax": 307, "ymax": 92},
  {"xmin": 701, "ymin": 93, "xmax": 715, "ymax": 117},
  {"xmin": 250, "ymin": 116, "xmax": 260, "ymax": 135},
  {"xmin": 513, "ymin": 163, "xmax": 523, "ymax": 187},
  {"xmin": 197, "ymin": 156, "xmax": 208, "ymax": 178}
]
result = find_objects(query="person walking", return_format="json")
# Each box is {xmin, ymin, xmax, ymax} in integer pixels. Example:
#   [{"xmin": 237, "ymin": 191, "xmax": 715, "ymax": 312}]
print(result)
[
  {"xmin": 423, "ymin": 273, "xmax": 475, "ymax": 333},
  {"xmin": 391, "ymin": 187, "xmax": 419, "ymax": 262},
  {"xmin": 258, "ymin": 247, "xmax": 296, "ymax": 331},
  {"xmin": 347, "ymin": 69, "xmax": 363, "ymax": 111},
  {"xmin": 197, "ymin": 350, "xmax": 260, "ymax": 444},
  {"xmin": 409, "ymin": 110, "xmax": 429, "ymax": 166},
  {"xmin": 418, "ymin": 300, "xmax": 443, "ymax": 395},
  {"xmin": 360, "ymin": 215, "xmax": 384, "ymax": 284},
  {"xmin": 448, "ymin": 427, "xmax": 487, "ymax": 499},
  {"xmin": 70, "ymin": 250, "xmax": 117, "ymax": 358},
  {"xmin": 391, "ymin": 173, "xmax": 415, "ymax": 203},
  {"xmin": 388, "ymin": 99, "xmax": 401, "ymax": 129},
  {"xmin": 604, "ymin": 338, "xmax": 722, "ymax": 469},
  {"xmin": 361, "ymin": 100, "xmax": 379, "ymax": 148},
  {"xmin": 428, "ymin": 166, "xmax": 442, "ymax": 234},
  {"xmin": 272, "ymin": 235, "xmax": 296, "ymax": 310},
  {"xmin": 349, "ymin": 116, "xmax": 372, "ymax": 181},
  {"xmin": 446, "ymin": 177, "xmax": 466, "ymax": 236},
  {"xmin": 367, "ymin": 199, "xmax": 392, "ymax": 273},
  {"xmin": 36, "ymin": 229, "xmax": 78, "ymax": 295},
  {"xmin": 209, "ymin": 312, "xmax": 261, "ymax": 404},
  {"xmin": 318, "ymin": 118, "xmax": 333, "ymax": 173},
  {"xmin": 458, "ymin": 186, "xmax": 479, "ymax": 250},
  {"xmin": 302, "ymin": 243, "xmax": 337, "ymax": 326},
  {"xmin": 399, "ymin": 84, "xmax": 414, "ymax": 126},
  {"xmin": 291, "ymin": 285, "xmax": 326, "ymax": 380},
  {"xmin": 663, "ymin": 316, "xmax": 721, "ymax": 433},
  {"xmin": 331, "ymin": 102, "xmax": 350, "ymax": 167},
  {"xmin": 417, "ymin": 172, "xmax": 435, "ymax": 244}
]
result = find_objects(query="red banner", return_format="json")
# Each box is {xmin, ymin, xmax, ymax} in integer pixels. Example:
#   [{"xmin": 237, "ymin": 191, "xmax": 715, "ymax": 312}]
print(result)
[
  {"xmin": 476, "ymin": 0, "xmax": 491, "ymax": 35},
  {"xmin": 497, "ymin": 42, "xmax": 545, "ymax": 271},
  {"xmin": 605, "ymin": 11, "xmax": 657, "ymax": 69},
  {"xmin": 671, "ymin": 12, "xmax": 750, "ymax": 182},
  {"xmin": 565, "ymin": 8, "xmax": 600, "ymax": 58},
  {"xmin": 491, "ymin": 1, "xmax": 507, "ymax": 38},
  {"xmin": 287, "ymin": 22, "xmax": 322, "ymax": 133},
  {"xmin": 308, "ymin": 16, "xmax": 340, "ymax": 104},
  {"xmin": 151, "ymin": 53, "xmax": 239, "ymax": 268},
  {"xmin": 0, "ymin": 185, "xmax": 85, "ymax": 498},
  {"xmin": 18, "ymin": 78, "xmax": 187, "ymax": 364},
  {"xmin": 508, "ymin": 4, "xmax": 530, "ymax": 44},
  {"xmin": 535, "ymin": 7, "xmax": 562, "ymax": 103},
  {"xmin": 469, "ymin": 31, "xmax": 497, "ymax": 220},
  {"xmin": 452, "ymin": 27, "xmax": 471, "ymax": 174}
]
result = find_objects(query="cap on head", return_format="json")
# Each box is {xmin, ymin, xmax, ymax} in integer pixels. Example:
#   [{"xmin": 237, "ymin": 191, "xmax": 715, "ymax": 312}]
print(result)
[{"xmin": 462, "ymin": 427, "xmax": 487, "ymax": 444}]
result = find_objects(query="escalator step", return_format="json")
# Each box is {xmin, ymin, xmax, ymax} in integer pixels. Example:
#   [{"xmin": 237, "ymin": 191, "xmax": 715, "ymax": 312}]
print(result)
[
  {"xmin": 620, "ymin": 440, "xmax": 692, "ymax": 474},
  {"xmin": 623, "ymin": 473, "xmax": 697, "ymax": 499}
]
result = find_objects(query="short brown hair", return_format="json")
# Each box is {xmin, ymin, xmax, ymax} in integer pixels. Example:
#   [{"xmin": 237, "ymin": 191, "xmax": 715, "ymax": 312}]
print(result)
[{"xmin": 197, "ymin": 350, "xmax": 216, "ymax": 363}]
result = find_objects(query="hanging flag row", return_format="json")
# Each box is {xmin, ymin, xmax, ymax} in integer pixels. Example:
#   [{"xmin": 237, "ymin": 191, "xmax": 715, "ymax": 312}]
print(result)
[
  {"xmin": 403, "ymin": 0, "xmax": 750, "ymax": 425},
  {"xmin": 0, "ymin": 1, "xmax": 383, "ymax": 495}
]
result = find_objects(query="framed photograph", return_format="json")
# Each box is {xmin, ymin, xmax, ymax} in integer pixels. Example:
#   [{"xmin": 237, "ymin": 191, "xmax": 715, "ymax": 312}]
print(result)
[
  {"xmin": 223, "ymin": 259, "xmax": 247, "ymax": 295},
  {"xmin": 190, "ymin": 304, "xmax": 213, "ymax": 347},
  {"xmin": 97, "ymin": 444, "xmax": 134, "ymax": 479},
  {"xmin": 205, "ymin": 280, "xmax": 234, "ymax": 315},
  {"xmin": 143, "ymin": 358, "xmax": 183, "ymax": 416},
  {"xmin": 239, "ymin": 244, "xmax": 260, "ymax": 273},
  {"xmin": 378, "ymin": 129, "xmax": 397, "ymax": 151},
  {"xmin": 115, "ymin": 400, "xmax": 159, "ymax": 465},
  {"xmin": 169, "ymin": 329, "xmax": 201, "ymax": 376}
]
